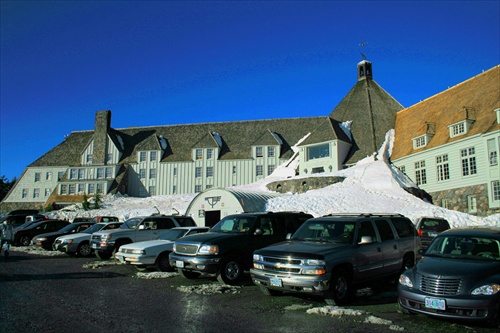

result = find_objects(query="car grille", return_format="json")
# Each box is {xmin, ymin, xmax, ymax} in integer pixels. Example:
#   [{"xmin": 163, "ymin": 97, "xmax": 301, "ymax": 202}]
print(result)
[
  {"xmin": 91, "ymin": 235, "xmax": 101, "ymax": 241},
  {"xmin": 175, "ymin": 243, "xmax": 199, "ymax": 255},
  {"xmin": 419, "ymin": 275, "xmax": 462, "ymax": 295},
  {"xmin": 259, "ymin": 256, "xmax": 304, "ymax": 274}
]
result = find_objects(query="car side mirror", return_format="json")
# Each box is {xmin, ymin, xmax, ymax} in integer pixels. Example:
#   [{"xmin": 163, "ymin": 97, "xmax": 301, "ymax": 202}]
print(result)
[
  {"xmin": 358, "ymin": 236, "xmax": 374, "ymax": 244},
  {"xmin": 254, "ymin": 228, "xmax": 263, "ymax": 236},
  {"xmin": 286, "ymin": 233, "xmax": 292, "ymax": 240},
  {"xmin": 418, "ymin": 248, "xmax": 426, "ymax": 255},
  {"xmin": 138, "ymin": 225, "xmax": 145, "ymax": 230}
]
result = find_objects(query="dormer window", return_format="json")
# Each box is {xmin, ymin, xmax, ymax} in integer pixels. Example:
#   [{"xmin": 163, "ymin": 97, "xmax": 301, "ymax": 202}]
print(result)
[
  {"xmin": 413, "ymin": 135, "xmax": 427, "ymax": 149},
  {"xmin": 195, "ymin": 149, "xmax": 203, "ymax": 160},
  {"xmin": 448, "ymin": 119, "xmax": 474, "ymax": 138}
]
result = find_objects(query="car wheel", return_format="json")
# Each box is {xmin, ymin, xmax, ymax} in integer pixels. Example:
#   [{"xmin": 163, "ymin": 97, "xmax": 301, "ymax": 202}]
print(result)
[
  {"xmin": 179, "ymin": 269, "xmax": 201, "ymax": 279},
  {"xmin": 217, "ymin": 255, "xmax": 243, "ymax": 285},
  {"xmin": 20, "ymin": 236, "xmax": 31, "ymax": 246},
  {"xmin": 96, "ymin": 250, "xmax": 112, "ymax": 260},
  {"xmin": 324, "ymin": 268, "xmax": 352, "ymax": 305},
  {"xmin": 155, "ymin": 252, "xmax": 174, "ymax": 272},
  {"xmin": 77, "ymin": 242, "xmax": 92, "ymax": 257},
  {"xmin": 259, "ymin": 285, "xmax": 283, "ymax": 296}
]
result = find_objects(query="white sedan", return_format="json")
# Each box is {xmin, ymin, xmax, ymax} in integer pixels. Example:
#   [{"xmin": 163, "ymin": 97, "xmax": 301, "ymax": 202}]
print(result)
[{"xmin": 115, "ymin": 227, "xmax": 210, "ymax": 271}]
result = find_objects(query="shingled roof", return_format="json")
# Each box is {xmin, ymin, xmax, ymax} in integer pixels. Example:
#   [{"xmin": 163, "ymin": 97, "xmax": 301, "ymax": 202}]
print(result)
[
  {"xmin": 392, "ymin": 65, "xmax": 500, "ymax": 160},
  {"xmin": 29, "ymin": 117, "xmax": 334, "ymax": 167},
  {"xmin": 329, "ymin": 60, "xmax": 404, "ymax": 164}
]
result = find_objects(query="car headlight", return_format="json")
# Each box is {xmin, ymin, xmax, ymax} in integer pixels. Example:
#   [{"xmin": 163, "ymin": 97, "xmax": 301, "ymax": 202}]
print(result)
[
  {"xmin": 253, "ymin": 254, "xmax": 263, "ymax": 261},
  {"xmin": 103, "ymin": 235, "xmax": 112, "ymax": 240},
  {"xmin": 472, "ymin": 284, "xmax": 500, "ymax": 295},
  {"xmin": 198, "ymin": 245, "xmax": 218, "ymax": 255},
  {"xmin": 399, "ymin": 274, "xmax": 413, "ymax": 288},
  {"xmin": 130, "ymin": 249, "xmax": 146, "ymax": 255},
  {"xmin": 62, "ymin": 239, "xmax": 73, "ymax": 244},
  {"xmin": 302, "ymin": 259, "xmax": 326, "ymax": 266},
  {"xmin": 36, "ymin": 237, "xmax": 47, "ymax": 241}
]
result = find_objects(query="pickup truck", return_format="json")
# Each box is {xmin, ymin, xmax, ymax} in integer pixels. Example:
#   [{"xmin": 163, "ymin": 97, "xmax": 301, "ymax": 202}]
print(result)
[{"xmin": 90, "ymin": 214, "xmax": 196, "ymax": 259}]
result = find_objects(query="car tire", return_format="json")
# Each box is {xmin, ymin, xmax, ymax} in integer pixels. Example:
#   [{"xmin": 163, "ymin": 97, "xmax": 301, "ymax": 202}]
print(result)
[
  {"xmin": 179, "ymin": 269, "xmax": 201, "ymax": 279},
  {"xmin": 20, "ymin": 236, "xmax": 31, "ymax": 246},
  {"xmin": 259, "ymin": 285, "xmax": 283, "ymax": 296},
  {"xmin": 96, "ymin": 250, "xmax": 112, "ymax": 260},
  {"xmin": 77, "ymin": 242, "xmax": 92, "ymax": 257},
  {"xmin": 155, "ymin": 252, "xmax": 174, "ymax": 272},
  {"xmin": 324, "ymin": 268, "xmax": 352, "ymax": 305},
  {"xmin": 217, "ymin": 255, "xmax": 243, "ymax": 285}
]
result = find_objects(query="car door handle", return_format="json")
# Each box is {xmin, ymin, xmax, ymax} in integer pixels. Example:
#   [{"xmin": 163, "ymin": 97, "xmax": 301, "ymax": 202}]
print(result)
[
  {"xmin": 393, "ymin": 244, "xmax": 398, "ymax": 250},
  {"xmin": 377, "ymin": 247, "xmax": 382, "ymax": 252}
]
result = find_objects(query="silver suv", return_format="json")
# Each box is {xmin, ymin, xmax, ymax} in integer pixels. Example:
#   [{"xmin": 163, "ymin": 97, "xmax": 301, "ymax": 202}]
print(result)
[{"xmin": 251, "ymin": 213, "xmax": 420, "ymax": 305}]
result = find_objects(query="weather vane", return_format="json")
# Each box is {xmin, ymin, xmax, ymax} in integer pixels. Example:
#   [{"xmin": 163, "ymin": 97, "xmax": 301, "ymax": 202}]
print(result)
[{"xmin": 359, "ymin": 41, "xmax": 367, "ymax": 60}]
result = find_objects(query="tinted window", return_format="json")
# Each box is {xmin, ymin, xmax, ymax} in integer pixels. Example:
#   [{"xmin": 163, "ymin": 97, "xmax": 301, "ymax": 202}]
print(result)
[
  {"xmin": 375, "ymin": 219, "xmax": 395, "ymax": 241},
  {"xmin": 155, "ymin": 218, "xmax": 176, "ymax": 229},
  {"xmin": 391, "ymin": 218, "xmax": 417, "ymax": 238},
  {"xmin": 175, "ymin": 217, "xmax": 196, "ymax": 227},
  {"xmin": 356, "ymin": 221, "xmax": 377, "ymax": 243}
]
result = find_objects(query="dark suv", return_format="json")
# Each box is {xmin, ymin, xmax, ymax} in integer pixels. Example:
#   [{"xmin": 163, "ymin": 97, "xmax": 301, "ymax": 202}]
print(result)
[
  {"xmin": 170, "ymin": 211, "xmax": 313, "ymax": 285},
  {"xmin": 90, "ymin": 214, "xmax": 196, "ymax": 259},
  {"xmin": 415, "ymin": 217, "xmax": 450, "ymax": 249},
  {"xmin": 250, "ymin": 213, "xmax": 420, "ymax": 305}
]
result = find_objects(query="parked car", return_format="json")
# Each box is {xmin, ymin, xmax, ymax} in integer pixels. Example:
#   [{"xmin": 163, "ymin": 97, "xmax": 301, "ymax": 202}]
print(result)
[
  {"xmin": 90, "ymin": 216, "xmax": 119, "ymax": 223},
  {"xmin": 170, "ymin": 211, "xmax": 313, "ymax": 285},
  {"xmin": 90, "ymin": 214, "xmax": 196, "ymax": 260},
  {"xmin": 415, "ymin": 216, "xmax": 450, "ymax": 249},
  {"xmin": 250, "ymin": 213, "xmax": 421, "ymax": 305},
  {"xmin": 398, "ymin": 227, "xmax": 500, "ymax": 327},
  {"xmin": 13, "ymin": 220, "xmax": 71, "ymax": 246},
  {"xmin": 31, "ymin": 222, "xmax": 95, "ymax": 250},
  {"xmin": 115, "ymin": 227, "xmax": 210, "ymax": 271},
  {"xmin": 54, "ymin": 222, "xmax": 124, "ymax": 257},
  {"xmin": 72, "ymin": 217, "xmax": 93, "ymax": 223},
  {"xmin": 1, "ymin": 209, "xmax": 40, "ymax": 229},
  {"xmin": 14, "ymin": 218, "xmax": 50, "ymax": 232}
]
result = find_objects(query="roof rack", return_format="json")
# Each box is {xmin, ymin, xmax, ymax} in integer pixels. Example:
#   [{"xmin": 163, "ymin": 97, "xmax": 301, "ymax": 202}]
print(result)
[{"xmin": 321, "ymin": 213, "xmax": 405, "ymax": 218}]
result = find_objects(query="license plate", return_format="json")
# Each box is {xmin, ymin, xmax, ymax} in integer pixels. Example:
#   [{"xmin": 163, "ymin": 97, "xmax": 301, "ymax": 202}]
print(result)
[
  {"xmin": 428, "ymin": 232, "xmax": 438, "ymax": 237},
  {"xmin": 92, "ymin": 243, "xmax": 97, "ymax": 249},
  {"xmin": 270, "ymin": 277, "xmax": 282, "ymax": 287},
  {"xmin": 176, "ymin": 260, "xmax": 184, "ymax": 268},
  {"xmin": 425, "ymin": 297, "xmax": 446, "ymax": 310}
]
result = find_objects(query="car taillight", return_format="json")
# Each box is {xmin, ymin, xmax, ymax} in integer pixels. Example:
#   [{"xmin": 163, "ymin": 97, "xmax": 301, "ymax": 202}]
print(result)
[{"xmin": 417, "ymin": 229, "xmax": 423, "ymax": 237}]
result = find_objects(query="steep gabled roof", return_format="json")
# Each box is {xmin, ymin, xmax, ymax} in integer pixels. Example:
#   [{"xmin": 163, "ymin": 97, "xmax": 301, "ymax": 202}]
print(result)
[
  {"xmin": 329, "ymin": 77, "xmax": 403, "ymax": 164},
  {"xmin": 392, "ymin": 65, "xmax": 500, "ymax": 160},
  {"xmin": 299, "ymin": 117, "xmax": 352, "ymax": 146}
]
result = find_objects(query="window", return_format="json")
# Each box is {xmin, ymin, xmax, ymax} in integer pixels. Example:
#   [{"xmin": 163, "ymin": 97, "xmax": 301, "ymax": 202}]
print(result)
[
  {"xmin": 69, "ymin": 184, "xmax": 76, "ymax": 195},
  {"xmin": 44, "ymin": 188, "xmax": 51, "ymax": 197},
  {"xmin": 441, "ymin": 199, "xmax": 449, "ymax": 209},
  {"xmin": 206, "ymin": 166, "xmax": 214, "ymax": 177},
  {"xmin": 87, "ymin": 154, "xmax": 93, "ymax": 164},
  {"xmin": 58, "ymin": 172, "xmax": 64, "ymax": 181},
  {"xmin": 69, "ymin": 169, "xmax": 77, "ymax": 179},
  {"xmin": 78, "ymin": 184, "xmax": 85, "ymax": 193},
  {"xmin": 60, "ymin": 185, "xmax": 67, "ymax": 195},
  {"xmin": 195, "ymin": 185, "xmax": 202, "ymax": 193},
  {"xmin": 307, "ymin": 143, "xmax": 330, "ymax": 160},
  {"xmin": 33, "ymin": 188, "xmax": 40, "ymax": 198},
  {"xmin": 172, "ymin": 185, "xmax": 177, "ymax": 194},
  {"xmin": 96, "ymin": 183, "xmax": 102, "ymax": 194},
  {"xmin": 207, "ymin": 148, "xmax": 213, "ymax": 159},
  {"xmin": 206, "ymin": 185, "xmax": 213, "ymax": 189},
  {"xmin": 97, "ymin": 168, "xmax": 104, "ymax": 179},
  {"xmin": 375, "ymin": 220, "xmax": 395, "ymax": 241},
  {"xmin": 461, "ymin": 147, "xmax": 477, "ymax": 176},
  {"xmin": 436, "ymin": 154, "xmax": 450, "ymax": 181},
  {"xmin": 22, "ymin": 189, "xmax": 28, "ymax": 198},
  {"xmin": 413, "ymin": 136, "xmax": 426, "ymax": 149},
  {"xmin": 450, "ymin": 122, "xmax": 466, "ymax": 138},
  {"xmin": 173, "ymin": 167, "xmax": 177, "ymax": 176},
  {"xmin": 196, "ymin": 149, "xmax": 203, "ymax": 160},
  {"xmin": 232, "ymin": 166, "xmax": 237, "ymax": 174},
  {"xmin": 35, "ymin": 172, "xmax": 41, "ymax": 182},
  {"xmin": 256, "ymin": 146, "xmax": 263, "ymax": 158},
  {"xmin": 106, "ymin": 153, "xmax": 112, "ymax": 163},
  {"xmin": 88, "ymin": 184, "xmax": 95, "ymax": 194},
  {"xmin": 399, "ymin": 165, "xmax": 406, "ymax": 174},
  {"xmin": 105, "ymin": 168, "xmax": 112, "ymax": 178},
  {"xmin": 467, "ymin": 195, "xmax": 477, "ymax": 213},
  {"xmin": 78, "ymin": 169, "xmax": 84, "ymax": 179},
  {"xmin": 268, "ymin": 165, "xmax": 275, "ymax": 175},
  {"xmin": 415, "ymin": 160, "xmax": 427, "ymax": 185},
  {"xmin": 492, "ymin": 180, "xmax": 500, "ymax": 201},
  {"xmin": 256, "ymin": 165, "xmax": 264, "ymax": 176},
  {"xmin": 195, "ymin": 167, "xmax": 202, "ymax": 178},
  {"xmin": 150, "ymin": 151, "xmax": 157, "ymax": 162},
  {"xmin": 149, "ymin": 186, "xmax": 156, "ymax": 196},
  {"xmin": 150, "ymin": 169, "xmax": 156, "ymax": 179},
  {"xmin": 487, "ymin": 138, "xmax": 498, "ymax": 166},
  {"xmin": 139, "ymin": 152, "xmax": 146, "ymax": 162},
  {"xmin": 46, "ymin": 172, "xmax": 52, "ymax": 181},
  {"xmin": 139, "ymin": 169, "xmax": 146, "ymax": 179},
  {"xmin": 268, "ymin": 147, "xmax": 275, "ymax": 157}
]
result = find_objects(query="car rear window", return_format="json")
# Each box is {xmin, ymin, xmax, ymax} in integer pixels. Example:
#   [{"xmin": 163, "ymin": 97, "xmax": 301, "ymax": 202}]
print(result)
[
  {"xmin": 391, "ymin": 218, "xmax": 417, "ymax": 238},
  {"xmin": 175, "ymin": 217, "xmax": 196, "ymax": 226}
]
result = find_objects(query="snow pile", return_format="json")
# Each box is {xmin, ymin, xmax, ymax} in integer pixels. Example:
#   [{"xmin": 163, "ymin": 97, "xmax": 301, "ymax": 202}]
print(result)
[
  {"xmin": 176, "ymin": 284, "xmax": 241, "ymax": 295},
  {"xmin": 136, "ymin": 271, "xmax": 178, "ymax": 279},
  {"xmin": 306, "ymin": 306, "xmax": 367, "ymax": 316}
]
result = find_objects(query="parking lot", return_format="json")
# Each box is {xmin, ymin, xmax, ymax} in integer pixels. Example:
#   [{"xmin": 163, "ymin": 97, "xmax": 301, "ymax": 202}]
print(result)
[{"xmin": 0, "ymin": 249, "xmax": 497, "ymax": 333}]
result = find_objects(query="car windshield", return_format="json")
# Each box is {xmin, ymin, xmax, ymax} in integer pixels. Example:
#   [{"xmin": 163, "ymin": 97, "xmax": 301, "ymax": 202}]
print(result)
[
  {"xmin": 121, "ymin": 218, "xmax": 142, "ymax": 229},
  {"xmin": 82, "ymin": 223, "xmax": 105, "ymax": 234},
  {"xmin": 58, "ymin": 224, "xmax": 79, "ymax": 233},
  {"xmin": 426, "ymin": 235, "xmax": 500, "ymax": 261},
  {"xmin": 159, "ymin": 229, "xmax": 187, "ymax": 240},
  {"xmin": 211, "ymin": 216, "xmax": 257, "ymax": 233},
  {"xmin": 15, "ymin": 221, "xmax": 35, "ymax": 229},
  {"xmin": 291, "ymin": 220, "xmax": 356, "ymax": 244}
]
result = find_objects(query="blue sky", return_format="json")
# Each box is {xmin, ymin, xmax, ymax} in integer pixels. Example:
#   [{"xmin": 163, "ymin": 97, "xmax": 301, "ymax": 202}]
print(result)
[{"xmin": 1, "ymin": 1, "xmax": 499, "ymax": 181}]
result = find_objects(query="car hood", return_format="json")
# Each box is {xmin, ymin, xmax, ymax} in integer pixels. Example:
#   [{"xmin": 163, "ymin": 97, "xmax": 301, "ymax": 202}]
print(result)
[
  {"xmin": 33, "ymin": 231, "xmax": 69, "ymax": 239},
  {"xmin": 120, "ymin": 239, "xmax": 173, "ymax": 251},
  {"xmin": 414, "ymin": 255, "xmax": 500, "ymax": 278},
  {"xmin": 56, "ymin": 233, "xmax": 90, "ymax": 241},
  {"xmin": 255, "ymin": 240, "xmax": 351, "ymax": 259},
  {"xmin": 93, "ymin": 228, "xmax": 128, "ymax": 236},
  {"xmin": 175, "ymin": 232, "xmax": 246, "ymax": 244}
]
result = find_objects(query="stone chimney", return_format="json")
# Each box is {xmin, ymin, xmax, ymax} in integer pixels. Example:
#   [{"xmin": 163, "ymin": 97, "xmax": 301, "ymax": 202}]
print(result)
[{"xmin": 93, "ymin": 110, "xmax": 111, "ymax": 165}]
